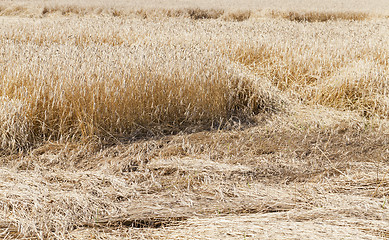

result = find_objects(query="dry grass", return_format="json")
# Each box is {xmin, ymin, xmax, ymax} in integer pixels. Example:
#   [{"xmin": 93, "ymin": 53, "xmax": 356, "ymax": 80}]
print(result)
[
  {"xmin": 2, "ymin": 12, "xmax": 389, "ymax": 149},
  {"xmin": 1, "ymin": 117, "xmax": 389, "ymax": 239},
  {"xmin": 1, "ymin": 0, "xmax": 389, "ymax": 239},
  {"xmin": 0, "ymin": 17, "xmax": 284, "ymax": 150},
  {"xmin": 1, "ymin": 0, "xmax": 389, "ymax": 20},
  {"xmin": 231, "ymin": 20, "xmax": 389, "ymax": 117}
]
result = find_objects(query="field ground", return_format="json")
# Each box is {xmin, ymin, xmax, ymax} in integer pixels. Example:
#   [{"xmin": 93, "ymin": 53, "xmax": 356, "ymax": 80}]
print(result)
[{"xmin": 1, "ymin": 1, "xmax": 389, "ymax": 239}]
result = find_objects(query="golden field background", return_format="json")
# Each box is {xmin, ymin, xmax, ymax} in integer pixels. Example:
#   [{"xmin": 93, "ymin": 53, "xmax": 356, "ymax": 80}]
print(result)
[
  {"xmin": 1, "ymin": 7, "xmax": 389, "ymax": 150},
  {"xmin": 0, "ymin": 0, "xmax": 389, "ymax": 239},
  {"xmin": 2, "ymin": 0, "xmax": 389, "ymax": 15}
]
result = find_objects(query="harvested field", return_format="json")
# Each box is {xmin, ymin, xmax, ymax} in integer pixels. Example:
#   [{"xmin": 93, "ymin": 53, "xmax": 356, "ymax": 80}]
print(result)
[{"xmin": 0, "ymin": 0, "xmax": 389, "ymax": 239}]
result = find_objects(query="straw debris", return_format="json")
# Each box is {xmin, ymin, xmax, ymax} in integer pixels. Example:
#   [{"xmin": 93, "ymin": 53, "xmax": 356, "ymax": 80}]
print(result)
[{"xmin": 1, "ymin": 0, "xmax": 389, "ymax": 239}]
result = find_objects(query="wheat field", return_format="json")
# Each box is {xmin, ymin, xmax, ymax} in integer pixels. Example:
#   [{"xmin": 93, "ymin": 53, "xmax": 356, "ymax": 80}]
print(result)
[{"xmin": 1, "ymin": 1, "xmax": 389, "ymax": 239}]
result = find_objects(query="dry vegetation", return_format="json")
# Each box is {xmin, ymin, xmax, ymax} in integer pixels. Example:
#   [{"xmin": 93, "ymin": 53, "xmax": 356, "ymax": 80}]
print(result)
[{"xmin": 1, "ymin": 0, "xmax": 389, "ymax": 239}]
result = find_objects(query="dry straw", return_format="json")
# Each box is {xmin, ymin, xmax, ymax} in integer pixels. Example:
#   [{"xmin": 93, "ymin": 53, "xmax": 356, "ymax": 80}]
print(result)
[
  {"xmin": 0, "ymin": 17, "xmax": 283, "ymax": 151},
  {"xmin": 1, "ymin": 6, "xmax": 389, "ymax": 152},
  {"xmin": 1, "ymin": 1, "xmax": 389, "ymax": 239}
]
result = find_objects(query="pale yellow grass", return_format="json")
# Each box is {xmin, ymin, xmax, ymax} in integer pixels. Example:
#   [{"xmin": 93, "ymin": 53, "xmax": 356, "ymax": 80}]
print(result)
[
  {"xmin": 1, "ymin": 115, "xmax": 389, "ymax": 239},
  {"xmin": 0, "ymin": 1, "xmax": 389, "ymax": 239},
  {"xmin": 2, "ymin": 0, "xmax": 389, "ymax": 20},
  {"xmin": 231, "ymin": 19, "xmax": 389, "ymax": 117},
  {"xmin": 0, "ymin": 17, "xmax": 282, "ymax": 150},
  {"xmin": 2, "ymin": 15, "xmax": 389, "ymax": 150},
  {"xmin": 2, "ymin": 0, "xmax": 389, "ymax": 15}
]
